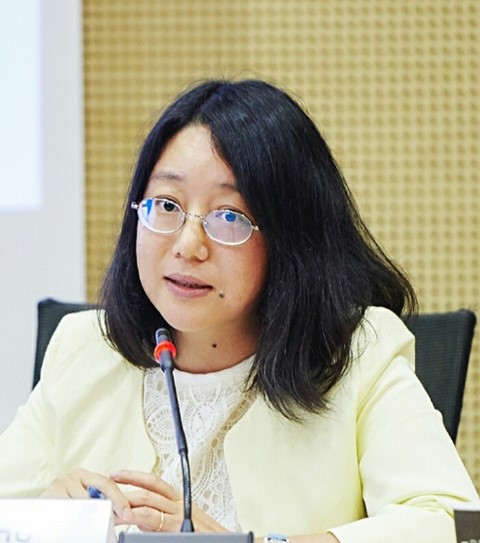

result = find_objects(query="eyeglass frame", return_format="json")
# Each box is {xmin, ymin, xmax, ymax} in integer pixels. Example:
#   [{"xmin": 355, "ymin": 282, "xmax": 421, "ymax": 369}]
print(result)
[{"xmin": 130, "ymin": 197, "xmax": 260, "ymax": 246}]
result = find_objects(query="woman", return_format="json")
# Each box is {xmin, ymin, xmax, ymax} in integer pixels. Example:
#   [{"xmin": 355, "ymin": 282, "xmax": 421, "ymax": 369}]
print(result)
[{"xmin": 0, "ymin": 79, "xmax": 477, "ymax": 542}]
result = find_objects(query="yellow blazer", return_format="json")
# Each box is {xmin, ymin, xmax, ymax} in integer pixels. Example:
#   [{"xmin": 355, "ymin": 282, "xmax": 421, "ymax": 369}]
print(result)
[{"xmin": 0, "ymin": 307, "xmax": 477, "ymax": 543}]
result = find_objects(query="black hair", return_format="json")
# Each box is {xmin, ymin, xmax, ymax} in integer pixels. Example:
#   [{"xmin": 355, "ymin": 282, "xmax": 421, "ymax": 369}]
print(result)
[{"xmin": 99, "ymin": 78, "xmax": 417, "ymax": 420}]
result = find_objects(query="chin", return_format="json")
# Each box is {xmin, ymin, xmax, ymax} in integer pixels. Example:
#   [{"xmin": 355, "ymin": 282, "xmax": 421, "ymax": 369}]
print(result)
[{"xmin": 158, "ymin": 312, "xmax": 211, "ymax": 334}]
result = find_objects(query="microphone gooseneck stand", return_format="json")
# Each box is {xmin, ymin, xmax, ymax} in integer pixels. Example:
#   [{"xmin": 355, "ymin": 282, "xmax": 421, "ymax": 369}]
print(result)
[
  {"xmin": 118, "ymin": 328, "xmax": 253, "ymax": 543},
  {"xmin": 155, "ymin": 328, "xmax": 194, "ymax": 533}
]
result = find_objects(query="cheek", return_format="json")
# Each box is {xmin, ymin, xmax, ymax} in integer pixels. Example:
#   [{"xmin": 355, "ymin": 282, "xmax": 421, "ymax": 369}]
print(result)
[
  {"xmin": 135, "ymin": 229, "xmax": 149, "ymax": 289},
  {"xmin": 136, "ymin": 228, "xmax": 147, "ymax": 255},
  {"xmin": 227, "ymin": 240, "xmax": 268, "ymax": 303},
  {"xmin": 135, "ymin": 227, "xmax": 147, "ymax": 272},
  {"xmin": 252, "ymin": 237, "xmax": 269, "ymax": 283},
  {"xmin": 135, "ymin": 227, "xmax": 162, "ymax": 289}
]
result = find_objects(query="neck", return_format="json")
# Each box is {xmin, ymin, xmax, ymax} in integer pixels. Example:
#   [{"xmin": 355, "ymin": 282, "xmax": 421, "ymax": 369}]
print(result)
[{"xmin": 171, "ymin": 323, "xmax": 259, "ymax": 373}]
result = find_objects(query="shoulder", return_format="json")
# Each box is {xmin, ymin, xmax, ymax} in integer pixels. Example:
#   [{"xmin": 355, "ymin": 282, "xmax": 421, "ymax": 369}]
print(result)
[
  {"xmin": 344, "ymin": 306, "xmax": 416, "ymax": 401},
  {"xmin": 40, "ymin": 309, "xmax": 143, "ymax": 386},
  {"xmin": 352, "ymin": 306, "xmax": 415, "ymax": 368},
  {"xmin": 48, "ymin": 308, "xmax": 105, "ymax": 347}
]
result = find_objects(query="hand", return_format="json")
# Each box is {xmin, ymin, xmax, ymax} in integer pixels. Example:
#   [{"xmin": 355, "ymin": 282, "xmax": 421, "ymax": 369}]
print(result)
[
  {"xmin": 111, "ymin": 470, "xmax": 229, "ymax": 533},
  {"xmin": 40, "ymin": 467, "xmax": 133, "ymax": 523}
]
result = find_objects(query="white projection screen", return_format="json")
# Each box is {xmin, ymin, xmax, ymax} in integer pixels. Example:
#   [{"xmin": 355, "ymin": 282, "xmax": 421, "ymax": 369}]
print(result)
[{"xmin": 0, "ymin": 0, "xmax": 42, "ymax": 210}]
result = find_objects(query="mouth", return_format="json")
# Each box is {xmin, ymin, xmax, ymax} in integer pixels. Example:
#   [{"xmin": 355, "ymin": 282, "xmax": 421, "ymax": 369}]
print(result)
[{"xmin": 165, "ymin": 274, "xmax": 213, "ymax": 294}]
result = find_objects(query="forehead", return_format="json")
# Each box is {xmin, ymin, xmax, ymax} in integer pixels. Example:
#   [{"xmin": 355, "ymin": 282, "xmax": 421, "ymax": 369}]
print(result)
[
  {"xmin": 146, "ymin": 125, "xmax": 238, "ymax": 194},
  {"xmin": 154, "ymin": 125, "xmax": 224, "ymax": 169}
]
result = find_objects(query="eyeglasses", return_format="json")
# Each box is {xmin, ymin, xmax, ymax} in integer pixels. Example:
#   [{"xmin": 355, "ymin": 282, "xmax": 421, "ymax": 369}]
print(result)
[{"xmin": 131, "ymin": 197, "xmax": 260, "ymax": 246}]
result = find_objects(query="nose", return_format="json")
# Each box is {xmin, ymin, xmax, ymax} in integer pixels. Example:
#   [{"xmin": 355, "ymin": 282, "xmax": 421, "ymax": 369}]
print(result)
[{"xmin": 171, "ymin": 215, "xmax": 209, "ymax": 261}]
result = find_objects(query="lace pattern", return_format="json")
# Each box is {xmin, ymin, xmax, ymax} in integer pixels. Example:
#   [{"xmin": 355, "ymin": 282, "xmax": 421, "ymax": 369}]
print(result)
[{"xmin": 143, "ymin": 356, "xmax": 255, "ymax": 532}]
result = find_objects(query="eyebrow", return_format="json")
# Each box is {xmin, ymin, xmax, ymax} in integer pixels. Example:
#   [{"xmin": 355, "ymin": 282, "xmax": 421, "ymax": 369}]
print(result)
[
  {"xmin": 149, "ymin": 171, "xmax": 239, "ymax": 192},
  {"xmin": 150, "ymin": 171, "xmax": 183, "ymax": 182}
]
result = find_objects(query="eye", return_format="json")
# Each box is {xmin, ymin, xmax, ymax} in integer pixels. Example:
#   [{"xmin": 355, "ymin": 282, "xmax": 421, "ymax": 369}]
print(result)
[
  {"xmin": 223, "ymin": 210, "xmax": 238, "ymax": 223},
  {"xmin": 154, "ymin": 198, "xmax": 181, "ymax": 213},
  {"xmin": 162, "ymin": 200, "xmax": 177, "ymax": 212},
  {"xmin": 214, "ymin": 209, "xmax": 244, "ymax": 222}
]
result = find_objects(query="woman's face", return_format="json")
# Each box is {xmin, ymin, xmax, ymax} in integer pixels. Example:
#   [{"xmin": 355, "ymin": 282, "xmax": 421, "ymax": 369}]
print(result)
[{"xmin": 136, "ymin": 124, "xmax": 268, "ymax": 344}]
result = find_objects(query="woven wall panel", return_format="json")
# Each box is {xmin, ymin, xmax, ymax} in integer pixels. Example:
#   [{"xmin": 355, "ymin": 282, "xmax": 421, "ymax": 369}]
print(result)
[{"xmin": 83, "ymin": 0, "xmax": 480, "ymax": 488}]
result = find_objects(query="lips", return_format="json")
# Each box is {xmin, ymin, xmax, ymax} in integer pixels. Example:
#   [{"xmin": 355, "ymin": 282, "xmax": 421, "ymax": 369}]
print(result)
[{"xmin": 165, "ymin": 274, "xmax": 213, "ymax": 290}]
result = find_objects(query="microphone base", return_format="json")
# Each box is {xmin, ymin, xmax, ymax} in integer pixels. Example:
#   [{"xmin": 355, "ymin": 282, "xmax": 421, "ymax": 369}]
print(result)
[{"xmin": 119, "ymin": 532, "xmax": 254, "ymax": 543}]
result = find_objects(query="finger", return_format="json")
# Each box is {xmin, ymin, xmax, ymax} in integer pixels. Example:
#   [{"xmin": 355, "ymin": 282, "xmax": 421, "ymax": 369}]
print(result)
[
  {"xmin": 131, "ymin": 506, "xmax": 175, "ymax": 533},
  {"xmin": 72, "ymin": 468, "xmax": 133, "ymax": 522},
  {"xmin": 124, "ymin": 488, "xmax": 176, "ymax": 514},
  {"xmin": 110, "ymin": 470, "xmax": 180, "ymax": 501},
  {"xmin": 124, "ymin": 488, "xmax": 169, "ymax": 510}
]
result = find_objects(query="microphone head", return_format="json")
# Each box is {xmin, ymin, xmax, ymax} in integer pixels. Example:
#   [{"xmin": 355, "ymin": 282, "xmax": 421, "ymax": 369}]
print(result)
[{"xmin": 155, "ymin": 327, "xmax": 172, "ymax": 345}]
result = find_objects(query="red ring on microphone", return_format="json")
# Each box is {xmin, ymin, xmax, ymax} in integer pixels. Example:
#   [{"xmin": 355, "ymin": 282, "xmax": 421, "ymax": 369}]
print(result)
[{"xmin": 154, "ymin": 340, "xmax": 177, "ymax": 363}]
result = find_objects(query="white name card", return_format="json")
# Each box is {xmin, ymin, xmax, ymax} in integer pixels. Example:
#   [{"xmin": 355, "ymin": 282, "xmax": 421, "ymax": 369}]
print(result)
[{"xmin": 0, "ymin": 499, "xmax": 116, "ymax": 543}]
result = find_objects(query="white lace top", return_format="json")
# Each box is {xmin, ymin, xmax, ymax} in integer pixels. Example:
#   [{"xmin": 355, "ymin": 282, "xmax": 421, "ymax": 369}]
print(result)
[{"xmin": 143, "ymin": 355, "xmax": 256, "ymax": 532}]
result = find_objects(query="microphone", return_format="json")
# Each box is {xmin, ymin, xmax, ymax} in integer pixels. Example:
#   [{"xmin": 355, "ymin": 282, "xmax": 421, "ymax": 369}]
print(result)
[{"xmin": 154, "ymin": 328, "xmax": 194, "ymax": 533}]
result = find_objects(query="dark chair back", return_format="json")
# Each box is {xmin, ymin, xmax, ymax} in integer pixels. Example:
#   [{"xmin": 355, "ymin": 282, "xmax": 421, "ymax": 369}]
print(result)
[
  {"xmin": 33, "ymin": 298, "xmax": 96, "ymax": 388},
  {"xmin": 404, "ymin": 309, "xmax": 476, "ymax": 443}
]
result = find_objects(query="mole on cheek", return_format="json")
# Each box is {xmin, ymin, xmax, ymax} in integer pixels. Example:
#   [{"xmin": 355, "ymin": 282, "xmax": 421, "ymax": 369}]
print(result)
[
  {"xmin": 219, "ymin": 292, "xmax": 225, "ymax": 298},
  {"xmin": 212, "ymin": 344, "xmax": 217, "ymax": 348}
]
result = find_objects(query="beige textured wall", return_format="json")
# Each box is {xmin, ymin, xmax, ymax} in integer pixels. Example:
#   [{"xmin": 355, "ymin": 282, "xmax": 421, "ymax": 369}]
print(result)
[{"xmin": 83, "ymin": 1, "xmax": 480, "ymax": 489}]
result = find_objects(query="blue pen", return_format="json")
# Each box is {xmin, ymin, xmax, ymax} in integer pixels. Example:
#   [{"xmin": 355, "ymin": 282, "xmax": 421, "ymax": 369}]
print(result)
[{"xmin": 87, "ymin": 485, "xmax": 105, "ymax": 499}]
